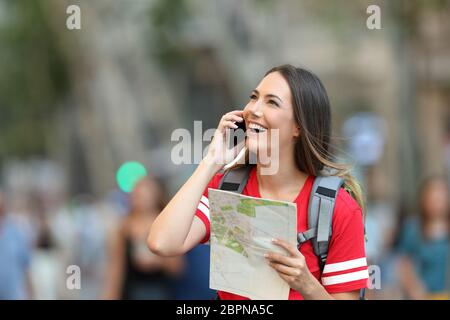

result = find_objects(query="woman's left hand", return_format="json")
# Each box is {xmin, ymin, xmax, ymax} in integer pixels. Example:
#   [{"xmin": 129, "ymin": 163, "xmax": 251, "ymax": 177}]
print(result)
[{"xmin": 265, "ymin": 238, "xmax": 314, "ymax": 294}]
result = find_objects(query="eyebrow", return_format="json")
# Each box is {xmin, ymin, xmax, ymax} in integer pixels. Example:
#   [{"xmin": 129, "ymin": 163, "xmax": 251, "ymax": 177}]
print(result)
[{"xmin": 252, "ymin": 89, "xmax": 283, "ymax": 103}]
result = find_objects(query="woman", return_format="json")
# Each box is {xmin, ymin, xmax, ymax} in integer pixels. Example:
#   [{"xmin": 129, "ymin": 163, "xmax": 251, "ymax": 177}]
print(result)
[
  {"xmin": 397, "ymin": 176, "xmax": 450, "ymax": 300},
  {"xmin": 105, "ymin": 177, "xmax": 183, "ymax": 300},
  {"xmin": 148, "ymin": 64, "xmax": 368, "ymax": 300}
]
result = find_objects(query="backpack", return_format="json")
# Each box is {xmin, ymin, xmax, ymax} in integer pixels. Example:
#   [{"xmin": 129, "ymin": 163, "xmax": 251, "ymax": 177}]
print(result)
[{"xmin": 218, "ymin": 164, "xmax": 366, "ymax": 299}]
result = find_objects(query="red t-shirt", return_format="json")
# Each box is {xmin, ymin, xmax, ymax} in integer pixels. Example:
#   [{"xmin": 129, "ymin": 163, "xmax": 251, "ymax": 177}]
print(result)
[{"xmin": 195, "ymin": 166, "xmax": 368, "ymax": 300}]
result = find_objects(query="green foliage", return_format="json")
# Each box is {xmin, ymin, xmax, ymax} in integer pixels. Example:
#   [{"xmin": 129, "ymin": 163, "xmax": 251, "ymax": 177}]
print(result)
[
  {"xmin": 147, "ymin": 0, "xmax": 191, "ymax": 67},
  {"xmin": 0, "ymin": 1, "xmax": 69, "ymax": 160}
]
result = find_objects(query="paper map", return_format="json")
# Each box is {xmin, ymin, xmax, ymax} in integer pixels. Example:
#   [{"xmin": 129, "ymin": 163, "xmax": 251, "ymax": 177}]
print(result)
[{"xmin": 208, "ymin": 188, "xmax": 297, "ymax": 300}]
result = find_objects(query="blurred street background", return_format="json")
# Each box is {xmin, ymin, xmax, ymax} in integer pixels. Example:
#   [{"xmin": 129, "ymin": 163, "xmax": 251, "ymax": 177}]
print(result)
[{"xmin": 0, "ymin": 0, "xmax": 449, "ymax": 300}]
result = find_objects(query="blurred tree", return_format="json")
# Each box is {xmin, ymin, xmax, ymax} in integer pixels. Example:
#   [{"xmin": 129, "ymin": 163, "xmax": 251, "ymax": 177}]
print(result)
[
  {"xmin": 148, "ymin": 0, "xmax": 191, "ymax": 67},
  {"xmin": 0, "ymin": 0, "xmax": 69, "ymax": 163}
]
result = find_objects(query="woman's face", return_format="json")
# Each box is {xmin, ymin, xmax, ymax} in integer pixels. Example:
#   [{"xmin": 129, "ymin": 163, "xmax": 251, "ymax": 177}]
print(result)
[
  {"xmin": 243, "ymin": 71, "xmax": 299, "ymax": 159},
  {"xmin": 130, "ymin": 178, "xmax": 160, "ymax": 213},
  {"xmin": 422, "ymin": 179, "xmax": 449, "ymax": 219}
]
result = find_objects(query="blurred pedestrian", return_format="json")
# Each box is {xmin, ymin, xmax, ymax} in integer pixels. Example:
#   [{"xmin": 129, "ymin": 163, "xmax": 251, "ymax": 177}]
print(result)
[
  {"xmin": 173, "ymin": 245, "xmax": 217, "ymax": 300},
  {"xmin": 0, "ymin": 191, "xmax": 33, "ymax": 299},
  {"xmin": 26, "ymin": 191, "xmax": 61, "ymax": 300},
  {"xmin": 397, "ymin": 176, "xmax": 450, "ymax": 299},
  {"xmin": 103, "ymin": 177, "xmax": 183, "ymax": 300}
]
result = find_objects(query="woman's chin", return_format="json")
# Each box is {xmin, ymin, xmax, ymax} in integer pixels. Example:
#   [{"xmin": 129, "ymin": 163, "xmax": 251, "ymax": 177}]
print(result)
[{"xmin": 246, "ymin": 140, "xmax": 268, "ymax": 158}]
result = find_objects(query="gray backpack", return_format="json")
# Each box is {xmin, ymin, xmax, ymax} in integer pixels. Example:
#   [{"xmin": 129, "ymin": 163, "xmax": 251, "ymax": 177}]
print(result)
[{"xmin": 218, "ymin": 164, "xmax": 366, "ymax": 299}]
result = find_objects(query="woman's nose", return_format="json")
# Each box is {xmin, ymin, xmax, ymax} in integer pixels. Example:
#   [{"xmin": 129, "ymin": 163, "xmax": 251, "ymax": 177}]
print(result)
[{"xmin": 248, "ymin": 100, "xmax": 264, "ymax": 118}]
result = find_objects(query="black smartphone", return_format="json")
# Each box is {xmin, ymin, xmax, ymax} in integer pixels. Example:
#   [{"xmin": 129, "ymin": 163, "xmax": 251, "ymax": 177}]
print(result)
[{"xmin": 228, "ymin": 120, "xmax": 246, "ymax": 149}]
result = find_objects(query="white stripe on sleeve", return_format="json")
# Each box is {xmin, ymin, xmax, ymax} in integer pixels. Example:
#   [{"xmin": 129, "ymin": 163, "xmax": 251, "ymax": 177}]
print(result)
[
  {"xmin": 322, "ymin": 258, "xmax": 367, "ymax": 274},
  {"xmin": 321, "ymin": 269, "xmax": 369, "ymax": 286},
  {"xmin": 197, "ymin": 202, "xmax": 210, "ymax": 221},
  {"xmin": 200, "ymin": 195, "xmax": 209, "ymax": 208}
]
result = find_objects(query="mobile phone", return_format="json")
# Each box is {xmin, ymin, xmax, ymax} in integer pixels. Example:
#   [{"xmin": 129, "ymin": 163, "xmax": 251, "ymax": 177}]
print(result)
[{"xmin": 228, "ymin": 120, "xmax": 246, "ymax": 150}]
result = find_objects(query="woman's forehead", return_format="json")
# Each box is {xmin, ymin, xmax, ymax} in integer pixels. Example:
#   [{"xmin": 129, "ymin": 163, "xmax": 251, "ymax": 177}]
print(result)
[{"xmin": 256, "ymin": 72, "xmax": 291, "ymax": 101}]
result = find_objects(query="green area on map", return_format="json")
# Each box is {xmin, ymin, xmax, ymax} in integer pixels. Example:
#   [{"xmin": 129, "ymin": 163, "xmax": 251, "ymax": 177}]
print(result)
[
  {"xmin": 224, "ymin": 226, "xmax": 248, "ymax": 257},
  {"xmin": 211, "ymin": 215, "xmax": 227, "ymax": 241},
  {"xmin": 236, "ymin": 199, "xmax": 288, "ymax": 217},
  {"xmin": 212, "ymin": 215, "xmax": 248, "ymax": 257},
  {"xmin": 211, "ymin": 194, "xmax": 289, "ymax": 258}
]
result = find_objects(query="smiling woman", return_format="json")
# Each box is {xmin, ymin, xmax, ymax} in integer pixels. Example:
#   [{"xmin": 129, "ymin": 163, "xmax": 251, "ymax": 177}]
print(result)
[{"xmin": 148, "ymin": 64, "xmax": 368, "ymax": 300}]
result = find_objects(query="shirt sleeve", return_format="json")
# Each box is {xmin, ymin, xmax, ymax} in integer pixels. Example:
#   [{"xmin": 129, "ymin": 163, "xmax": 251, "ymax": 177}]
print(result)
[
  {"xmin": 194, "ymin": 172, "xmax": 224, "ymax": 244},
  {"xmin": 320, "ymin": 189, "xmax": 369, "ymax": 294}
]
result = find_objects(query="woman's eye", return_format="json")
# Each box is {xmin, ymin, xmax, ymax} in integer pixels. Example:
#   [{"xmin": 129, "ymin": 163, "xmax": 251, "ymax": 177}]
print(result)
[
  {"xmin": 249, "ymin": 94, "xmax": 257, "ymax": 100},
  {"xmin": 268, "ymin": 100, "xmax": 279, "ymax": 107}
]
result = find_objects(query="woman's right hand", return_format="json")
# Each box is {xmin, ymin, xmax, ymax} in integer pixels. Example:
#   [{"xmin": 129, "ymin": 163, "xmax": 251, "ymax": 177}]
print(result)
[{"xmin": 203, "ymin": 110, "xmax": 245, "ymax": 171}]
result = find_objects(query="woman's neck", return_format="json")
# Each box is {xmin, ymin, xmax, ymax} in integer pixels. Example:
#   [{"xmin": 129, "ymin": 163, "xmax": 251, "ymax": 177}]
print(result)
[
  {"xmin": 256, "ymin": 151, "xmax": 308, "ymax": 195},
  {"xmin": 422, "ymin": 214, "xmax": 449, "ymax": 239}
]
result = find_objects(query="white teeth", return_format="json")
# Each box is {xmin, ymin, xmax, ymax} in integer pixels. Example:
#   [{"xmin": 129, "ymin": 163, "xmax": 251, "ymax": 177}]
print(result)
[{"xmin": 248, "ymin": 123, "xmax": 267, "ymax": 132}]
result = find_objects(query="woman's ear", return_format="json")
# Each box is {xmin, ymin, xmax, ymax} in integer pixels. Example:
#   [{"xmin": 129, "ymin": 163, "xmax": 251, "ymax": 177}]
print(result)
[{"xmin": 293, "ymin": 126, "xmax": 301, "ymax": 138}]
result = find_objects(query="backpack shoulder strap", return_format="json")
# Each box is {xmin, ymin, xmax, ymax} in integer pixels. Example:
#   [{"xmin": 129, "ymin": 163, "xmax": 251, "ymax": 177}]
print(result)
[
  {"xmin": 218, "ymin": 165, "xmax": 253, "ymax": 194},
  {"xmin": 298, "ymin": 176, "xmax": 344, "ymax": 271}
]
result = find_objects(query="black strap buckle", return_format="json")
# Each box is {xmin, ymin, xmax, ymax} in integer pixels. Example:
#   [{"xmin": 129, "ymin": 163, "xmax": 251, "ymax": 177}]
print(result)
[{"xmin": 319, "ymin": 254, "xmax": 328, "ymax": 273}]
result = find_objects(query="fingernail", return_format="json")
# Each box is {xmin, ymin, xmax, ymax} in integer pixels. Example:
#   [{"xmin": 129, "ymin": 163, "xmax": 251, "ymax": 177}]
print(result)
[
  {"xmin": 264, "ymin": 253, "xmax": 269, "ymax": 258},
  {"xmin": 271, "ymin": 238, "xmax": 277, "ymax": 243}
]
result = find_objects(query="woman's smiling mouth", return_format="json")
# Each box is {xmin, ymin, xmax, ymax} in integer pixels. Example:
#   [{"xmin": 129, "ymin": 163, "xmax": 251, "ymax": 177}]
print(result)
[{"xmin": 248, "ymin": 122, "xmax": 268, "ymax": 134}]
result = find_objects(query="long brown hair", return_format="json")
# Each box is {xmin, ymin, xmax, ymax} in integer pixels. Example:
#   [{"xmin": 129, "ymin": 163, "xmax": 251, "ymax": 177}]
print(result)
[{"xmin": 264, "ymin": 64, "xmax": 365, "ymax": 212}]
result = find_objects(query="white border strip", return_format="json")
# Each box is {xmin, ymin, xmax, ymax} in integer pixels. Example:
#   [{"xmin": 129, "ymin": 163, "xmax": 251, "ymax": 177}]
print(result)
[
  {"xmin": 321, "ymin": 270, "xmax": 369, "ymax": 286},
  {"xmin": 323, "ymin": 258, "xmax": 367, "ymax": 274},
  {"xmin": 200, "ymin": 195, "xmax": 209, "ymax": 208},
  {"xmin": 197, "ymin": 202, "xmax": 210, "ymax": 221}
]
